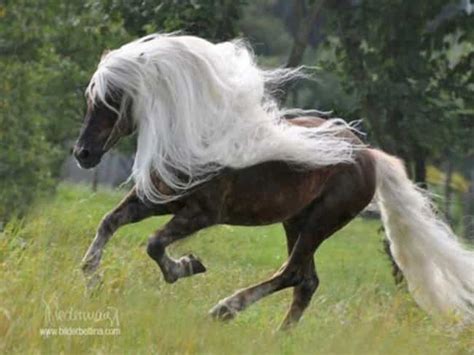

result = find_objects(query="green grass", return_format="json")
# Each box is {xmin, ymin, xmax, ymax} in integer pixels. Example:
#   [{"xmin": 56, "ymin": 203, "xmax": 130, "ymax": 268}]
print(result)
[{"xmin": 1, "ymin": 184, "xmax": 472, "ymax": 354}]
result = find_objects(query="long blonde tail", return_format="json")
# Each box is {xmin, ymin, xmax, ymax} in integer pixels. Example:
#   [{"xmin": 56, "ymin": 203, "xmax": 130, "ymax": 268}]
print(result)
[{"xmin": 371, "ymin": 149, "xmax": 474, "ymax": 321}]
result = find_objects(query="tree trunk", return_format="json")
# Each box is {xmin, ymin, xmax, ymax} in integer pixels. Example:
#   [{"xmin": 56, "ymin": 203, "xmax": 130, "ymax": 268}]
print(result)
[
  {"xmin": 414, "ymin": 150, "xmax": 427, "ymax": 189},
  {"xmin": 285, "ymin": 0, "xmax": 324, "ymax": 68},
  {"xmin": 275, "ymin": 0, "xmax": 326, "ymax": 104},
  {"xmin": 464, "ymin": 168, "xmax": 474, "ymax": 241},
  {"xmin": 444, "ymin": 159, "xmax": 453, "ymax": 223}
]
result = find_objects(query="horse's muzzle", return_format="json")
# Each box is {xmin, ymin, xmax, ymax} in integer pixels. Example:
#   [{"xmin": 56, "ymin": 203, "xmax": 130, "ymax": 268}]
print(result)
[{"xmin": 73, "ymin": 145, "xmax": 102, "ymax": 169}]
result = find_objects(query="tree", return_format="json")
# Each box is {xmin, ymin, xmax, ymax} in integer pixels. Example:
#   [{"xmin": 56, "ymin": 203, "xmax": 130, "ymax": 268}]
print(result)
[
  {"xmin": 105, "ymin": 0, "xmax": 246, "ymax": 40},
  {"xmin": 0, "ymin": 0, "xmax": 127, "ymax": 221},
  {"xmin": 321, "ymin": 0, "xmax": 473, "ymax": 186},
  {"xmin": 314, "ymin": 0, "xmax": 474, "ymax": 280}
]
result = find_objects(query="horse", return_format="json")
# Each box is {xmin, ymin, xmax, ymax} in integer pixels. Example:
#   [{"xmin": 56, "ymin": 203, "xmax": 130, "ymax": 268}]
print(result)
[{"xmin": 73, "ymin": 33, "xmax": 474, "ymax": 329}]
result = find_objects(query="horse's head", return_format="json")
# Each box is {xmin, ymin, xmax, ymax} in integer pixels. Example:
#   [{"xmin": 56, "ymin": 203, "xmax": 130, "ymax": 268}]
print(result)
[{"xmin": 73, "ymin": 88, "xmax": 134, "ymax": 169}]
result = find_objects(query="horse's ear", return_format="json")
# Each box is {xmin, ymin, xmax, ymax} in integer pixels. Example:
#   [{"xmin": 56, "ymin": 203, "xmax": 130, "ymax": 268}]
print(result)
[{"xmin": 101, "ymin": 49, "xmax": 111, "ymax": 60}]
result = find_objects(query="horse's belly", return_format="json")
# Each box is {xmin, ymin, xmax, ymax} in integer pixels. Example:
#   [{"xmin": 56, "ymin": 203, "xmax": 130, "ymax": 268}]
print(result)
[{"xmin": 222, "ymin": 162, "xmax": 331, "ymax": 225}]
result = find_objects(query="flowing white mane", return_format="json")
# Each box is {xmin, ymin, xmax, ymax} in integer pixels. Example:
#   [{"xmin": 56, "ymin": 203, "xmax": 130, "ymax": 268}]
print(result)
[{"xmin": 87, "ymin": 33, "xmax": 359, "ymax": 202}]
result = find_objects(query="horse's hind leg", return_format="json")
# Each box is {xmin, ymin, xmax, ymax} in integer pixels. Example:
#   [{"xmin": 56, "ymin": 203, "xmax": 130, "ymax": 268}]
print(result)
[
  {"xmin": 279, "ymin": 220, "xmax": 319, "ymax": 330},
  {"xmin": 210, "ymin": 171, "xmax": 374, "ymax": 325},
  {"xmin": 209, "ymin": 227, "xmax": 322, "ymax": 321}
]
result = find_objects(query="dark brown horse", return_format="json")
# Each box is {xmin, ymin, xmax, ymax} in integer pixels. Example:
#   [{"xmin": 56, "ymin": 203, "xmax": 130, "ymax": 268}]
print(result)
[
  {"xmin": 75, "ymin": 102, "xmax": 375, "ymax": 329},
  {"xmin": 73, "ymin": 35, "xmax": 474, "ymax": 327}
]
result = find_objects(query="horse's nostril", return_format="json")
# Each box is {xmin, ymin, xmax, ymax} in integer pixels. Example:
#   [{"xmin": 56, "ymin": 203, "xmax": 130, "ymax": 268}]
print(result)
[{"xmin": 77, "ymin": 148, "xmax": 90, "ymax": 160}]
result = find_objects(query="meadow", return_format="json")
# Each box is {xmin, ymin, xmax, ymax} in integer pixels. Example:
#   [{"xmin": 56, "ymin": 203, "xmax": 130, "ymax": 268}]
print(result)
[{"xmin": 1, "ymin": 184, "xmax": 472, "ymax": 354}]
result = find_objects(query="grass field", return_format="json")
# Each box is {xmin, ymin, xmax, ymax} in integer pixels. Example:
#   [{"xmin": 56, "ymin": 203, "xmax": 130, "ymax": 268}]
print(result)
[{"xmin": 1, "ymin": 184, "xmax": 473, "ymax": 354}]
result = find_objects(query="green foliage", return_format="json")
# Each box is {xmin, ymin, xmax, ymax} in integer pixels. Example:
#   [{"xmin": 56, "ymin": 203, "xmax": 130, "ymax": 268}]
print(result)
[
  {"xmin": 320, "ymin": 1, "xmax": 474, "ymax": 166},
  {"xmin": 240, "ymin": 1, "xmax": 293, "ymax": 56},
  {"xmin": 105, "ymin": 0, "xmax": 246, "ymax": 40},
  {"xmin": 1, "ymin": 184, "xmax": 472, "ymax": 353},
  {"xmin": 0, "ymin": 61, "xmax": 58, "ymax": 220},
  {"xmin": 0, "ymin": 0, "xmax": 129, "ymax": 221}
]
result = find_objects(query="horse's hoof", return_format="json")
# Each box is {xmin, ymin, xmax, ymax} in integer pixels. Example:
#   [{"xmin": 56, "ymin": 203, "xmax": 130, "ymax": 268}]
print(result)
[
  {"xmin": 209, "ymin": 301, "xmax": 237, "ymax": 321},
  {"xmin": 81, "ymin": 260, "xmax": 97, "ymax": 276},
  {"xmin": 184, "ymin": 254, "xmax": 206, "ymax": 275},
  {"xmin": 162, "ymin": 273, "xmax": 179, "ymax": 284},
  {"xmin": 161, "ymin": 254, "xmax": 206, "ymax": 284}
]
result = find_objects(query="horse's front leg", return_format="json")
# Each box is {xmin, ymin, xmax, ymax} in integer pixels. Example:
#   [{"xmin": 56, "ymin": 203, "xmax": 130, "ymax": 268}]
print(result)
[
  {"xmin": 146, "ymin": 204, "xmax": 215, "ymax": 283},
  {"xmin": 81, "ymin": 188, "xmax": 165, "ymax": 279}
]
